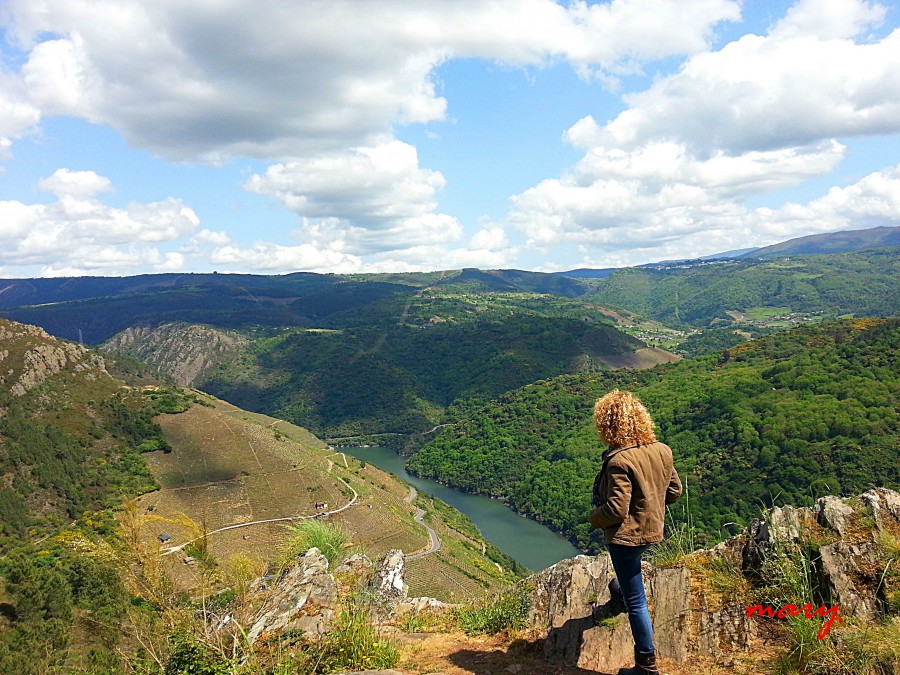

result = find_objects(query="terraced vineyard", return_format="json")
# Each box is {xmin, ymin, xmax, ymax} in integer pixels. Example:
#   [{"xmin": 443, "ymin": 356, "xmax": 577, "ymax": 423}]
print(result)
[{"xmin": 134, "ymin": 393, "xmax": 514, "ymax": 599}]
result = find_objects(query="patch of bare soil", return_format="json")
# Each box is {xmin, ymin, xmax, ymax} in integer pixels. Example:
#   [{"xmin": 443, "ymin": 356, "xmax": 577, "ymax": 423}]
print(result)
[
  {"xmin": 598, "ymin": 348, "xmax": 681, "ymax": 370},
  {"xmin": 393, "ymin": 629, "xmax": 779, "ymax": 675}
]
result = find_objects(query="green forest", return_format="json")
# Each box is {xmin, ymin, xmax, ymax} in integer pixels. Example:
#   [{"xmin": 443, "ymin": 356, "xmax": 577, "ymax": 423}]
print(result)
[
  {"xmin": 201, "ymin": 305, "xmax": 642, "ymax": 439},
  {"xmin": 407, "ymin": 318, "xmax": 900, "ymax": 552},
  {"xmin": 0, "ymin": 330, "xmax": 202, "ymax": 672},
  {"xmin": 584, "ymin": 248, "xmax": 900, "ymax": 326}
]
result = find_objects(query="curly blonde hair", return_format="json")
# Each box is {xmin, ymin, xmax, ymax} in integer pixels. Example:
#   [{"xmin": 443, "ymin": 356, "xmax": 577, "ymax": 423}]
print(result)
[{"xmin": 593, "ymin": 389, "xmax": 657, "ymax": 448}]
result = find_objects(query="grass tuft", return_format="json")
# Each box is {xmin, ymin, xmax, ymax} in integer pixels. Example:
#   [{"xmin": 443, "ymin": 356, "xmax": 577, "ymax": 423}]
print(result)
[
  {"xmin": 453, "ymin": 584, "xmax": 530, "ymax": 635},
  {"xmin": 281, "ymin": 520, "xmax": 350, "ymax": 567}
]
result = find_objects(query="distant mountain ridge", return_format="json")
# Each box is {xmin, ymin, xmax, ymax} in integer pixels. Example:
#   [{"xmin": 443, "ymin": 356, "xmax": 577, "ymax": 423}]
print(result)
[
  {"xmin": 553, "ymin": 225, "xmax": 899, "ymax": 276},
  {"xmin": 741, "ymin": 224, "xmax": 900, "ymax": 258},
  {"xmin": 583, "ymin": 247, "xmax": 899, "ymax": 327}
]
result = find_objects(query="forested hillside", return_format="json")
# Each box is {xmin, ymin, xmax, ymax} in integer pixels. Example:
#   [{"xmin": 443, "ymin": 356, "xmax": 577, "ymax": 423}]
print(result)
[
  {"xmin": 584, "ymin": 248, "xmax": 899, "ymax": 326},
  {"xmin": 408, "ymin": 318, "xmax": 900, "ymax": 552},
  {"xmin": 202, "ymin": 306, "xmax": 645, "ymax": 439},
  {"xmin": 0, "ymin": 319, "xmax": 201, "ymax": 671},
  {"xmin": 0, "ymin": 319, "xmax": 523, "ymax": 672}
]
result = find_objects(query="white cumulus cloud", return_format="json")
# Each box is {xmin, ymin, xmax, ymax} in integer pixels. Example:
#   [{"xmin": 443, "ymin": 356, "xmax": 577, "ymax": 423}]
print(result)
[
  {"xmin": 246, "ymin": 140, "xmax": 463, "ymax": 255},
  {"xmin": 508, "ymin": 0, "xmax": 900, "ymax": 266},
  {"xmin": 3, "ymin": 0, "xmax": 739, "ymax": 161},
  {"xmin": 0, "ymin": 170, "xmax": 200, "ymax": 275}
]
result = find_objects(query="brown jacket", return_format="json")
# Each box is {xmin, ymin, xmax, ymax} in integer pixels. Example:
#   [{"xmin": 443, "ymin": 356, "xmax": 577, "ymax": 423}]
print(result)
[{"xmin": 589, "ymin": 441, "xmax": 683, "ymax": 546}]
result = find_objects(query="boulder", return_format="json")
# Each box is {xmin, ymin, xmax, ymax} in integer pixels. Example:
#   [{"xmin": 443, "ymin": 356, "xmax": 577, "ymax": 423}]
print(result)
[
  {"xmin": 861, "ymin": 488, "xmax": 900, "ymax": 528},
  {"xmin": 814, "ymin": 496, "xmax": 856, "ymax": 537},
  {"xmin": 531, "ymin": 552, "xmax": 755, "ymax": 671},
  {"xmin": 369, "ymin": 549, "xmax": 408, "ymax": 602},
  {"xmin": 247, "ymin": 548, "xmax": 337, "ymax": 642}
]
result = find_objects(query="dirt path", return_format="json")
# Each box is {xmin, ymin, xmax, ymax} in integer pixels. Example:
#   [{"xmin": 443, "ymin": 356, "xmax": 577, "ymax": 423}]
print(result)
[
  {"xmin": 393, "ymin": 630, "xmax": 743, "ymax": 675},
  {"xmin": 404, "ymin": 486, "xmax": 441, "ymax": 559},
  {"xmin": 160, "ymin": 469, "xmax": 359, "ymax": 556}
]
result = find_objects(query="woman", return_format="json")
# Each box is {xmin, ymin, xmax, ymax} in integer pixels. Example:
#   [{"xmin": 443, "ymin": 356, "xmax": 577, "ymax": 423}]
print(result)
[{"xmin": 589, "ymin": 389, "xmax": 682, "ymax": 675}]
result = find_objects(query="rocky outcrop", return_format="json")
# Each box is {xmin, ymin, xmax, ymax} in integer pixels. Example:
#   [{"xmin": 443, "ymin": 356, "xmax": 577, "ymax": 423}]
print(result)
[
  {"xmin": 533, "ymin": 488, "xmax": 900, "ymax": 671},
  {"xmin": 245, "ymin": 549, "xmax": 414, "ymax": 643},
  {"xmin": 0, "ymin": 319, "xmax": 108, "ymax": 397},
  {"xmin": 102, "ymin": 322, "xmax": 248, "ymax": 386},
  {"xmin": 247, "ymin": 548, "xmax": 338, "ymax": 642},
  {"xmin": 530, "ymin": 552, "xmax": 754, "ymax": 671},
  {"xmin": 369, "ymin": 549, "xmax": 408, "ymax": 603}
]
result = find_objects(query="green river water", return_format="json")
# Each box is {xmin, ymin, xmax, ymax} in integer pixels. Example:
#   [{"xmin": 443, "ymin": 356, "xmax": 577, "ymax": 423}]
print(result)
[{"xmin": 342, "ymin": 446, "xmax": 582, "ymax": 572}]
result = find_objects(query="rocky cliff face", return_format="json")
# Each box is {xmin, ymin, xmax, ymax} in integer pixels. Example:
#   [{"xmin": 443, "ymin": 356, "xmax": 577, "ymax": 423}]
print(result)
[
  {"xmin": 531, "ymin": 487, "xmax": 900, "ymax": 671},
  {"xmin": 0, "ymin": 318, "xmax": 108, "ymax": 398},
  {"xmin": 102, "ymin": 322, "xmax": 248, "ymax": 386}
]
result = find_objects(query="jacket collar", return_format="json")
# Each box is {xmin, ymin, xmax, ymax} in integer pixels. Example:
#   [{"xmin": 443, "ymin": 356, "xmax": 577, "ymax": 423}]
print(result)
[{"xmin": 602, "ymin": 443, "xmax": 641, "ymax": 464}]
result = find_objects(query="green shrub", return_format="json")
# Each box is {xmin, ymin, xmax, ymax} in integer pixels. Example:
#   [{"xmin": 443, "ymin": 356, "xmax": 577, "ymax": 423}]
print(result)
[
  {"xmin": 282, "ymin": 520, "xmax": 349, "ymax": 566},
  {"xmin": 454, "ymin": 585, "xmax": 530, "ymax": 635},
  {"xmin": 164, "ymin": 634, "xmax": 233, "ymax": 675}
]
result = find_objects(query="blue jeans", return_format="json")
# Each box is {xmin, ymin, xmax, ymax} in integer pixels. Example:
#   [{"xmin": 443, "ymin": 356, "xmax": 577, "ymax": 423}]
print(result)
[{"xmin": 607, "ymin": 543, "xmax": 654, "ymax": 654}]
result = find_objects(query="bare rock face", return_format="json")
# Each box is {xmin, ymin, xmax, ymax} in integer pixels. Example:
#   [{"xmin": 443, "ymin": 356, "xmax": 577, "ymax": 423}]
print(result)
[
  {"xmin": 862, "ymin": 487, "xmax": 900, "ymax": 527},
  {"xmin": 244, "ymin": 549, "xmax": 421, "ymax": 645},
  {"xmin": 102, "ymin": 322, "xmax": 248, "ymax": 386},
  {"xmin": 247, "ymin": 548, "xmax": 338, "ymax": 642},
  {"xmin": 530, "ymin": 555, "xmax": 633, "ymax": 670},
  {"xmin": 0, "ymin": 319, "xmax": 108, "ymax": 397},
  {"xmin": 818, "ymin": 542, "xmax": 882, "ymax": 620},
  {"xmin": 534, "ymin": 488, "xmax": 900, "ymax": 670},
  {"xmin": 530, "ymin": 553, "xmax": 754, "ymax": 671},
  {"xmin": 369, "ymin": 549, "xmax": 408, "ymax": 603},
  {"xmin": 814, "ymin": 496, "xmax": 856, "ymax": 537}
]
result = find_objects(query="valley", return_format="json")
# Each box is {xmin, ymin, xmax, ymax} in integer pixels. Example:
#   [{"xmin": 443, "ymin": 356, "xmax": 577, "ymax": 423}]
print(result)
[
  {"xmin": 129, "ymin": 392, "xmax": 519, "ymax": 600},
  {"xmin": 0, "ymin": 232, "xmax": 897, "ymax": 673}
]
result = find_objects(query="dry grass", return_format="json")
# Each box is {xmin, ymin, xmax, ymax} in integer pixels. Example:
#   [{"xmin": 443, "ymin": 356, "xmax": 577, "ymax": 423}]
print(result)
[
  {"xmin": 597, "ymin": 347, "xmax": 681, "ymax": 370},
  {"xmin": 131, "ymin": 395, "xmax": 509, "ymax": 600}
]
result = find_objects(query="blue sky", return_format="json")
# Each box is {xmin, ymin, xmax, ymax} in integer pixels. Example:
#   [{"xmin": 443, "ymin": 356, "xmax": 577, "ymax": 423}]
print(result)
[{"xmin": 1, "ymin": 0, "xmax": 899, "ymax": 277}]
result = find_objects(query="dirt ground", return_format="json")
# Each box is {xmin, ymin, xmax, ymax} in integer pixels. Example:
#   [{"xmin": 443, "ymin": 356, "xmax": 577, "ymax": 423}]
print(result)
[{"xmin": 392, "ymin": 629, "xmax": 780, "ymax": 675}]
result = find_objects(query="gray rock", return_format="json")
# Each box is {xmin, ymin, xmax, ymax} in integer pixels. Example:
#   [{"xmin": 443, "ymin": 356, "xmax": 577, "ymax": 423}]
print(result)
[
  {"xmin": 369, "ymin": 549, "xmax": 408, "ymax": 602},
  {"xmin": 531, "ymin": 551, "xmax": 756, "ymax": 669},
  {"xmin": 759, "ymin": 505, "xmax": 807, "ymax": 546},
  {"xmin": 819, "ymin": 542, "xmax": 881, "ymax": 620},
  {"xmin": 529, "ymin": 554, "xmax": 638, "ymax": 671},
  {"xmin": 814, "ymin": 496, "xmax": 855, "ymax": 536},
  {"xmin": 862, "ymin": 488, "xmax": 900, "ymax": 529},
  {"xmin": 246, "ymin": 548, "xmax": 338, "ymax": 642}
]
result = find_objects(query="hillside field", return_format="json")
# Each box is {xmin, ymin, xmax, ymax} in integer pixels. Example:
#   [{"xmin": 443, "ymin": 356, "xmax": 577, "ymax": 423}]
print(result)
[{"xmin": 133, "ymin": 393, "xmax": 517, "ymax": 598}]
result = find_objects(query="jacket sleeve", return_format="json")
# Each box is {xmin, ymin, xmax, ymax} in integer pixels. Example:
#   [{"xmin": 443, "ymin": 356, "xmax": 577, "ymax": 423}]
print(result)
[
  {"xmin": 589, "ymin": 463, "xmax": 632, "ymax": 530},
  {"xmin": 665, "ymin": 465, "xmax": 683, "ymax": 505}
]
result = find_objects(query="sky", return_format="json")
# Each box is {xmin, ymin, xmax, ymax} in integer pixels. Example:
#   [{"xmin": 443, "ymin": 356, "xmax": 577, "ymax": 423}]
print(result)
[{"xmin": 1, "ymin": 0, "xmax": 900, "ymax": 277}]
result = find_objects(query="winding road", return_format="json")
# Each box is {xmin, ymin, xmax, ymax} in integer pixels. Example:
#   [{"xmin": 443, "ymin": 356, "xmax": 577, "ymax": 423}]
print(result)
[
  {"xmin": 158, "ymin": 450, "xmax": 441, "ymax": 559},
  {"xmin": 403, "ymin": 486, "xmax": 442, "ymax": 560},
  {"xmin": 160, "ymin": 471, "xmax": 359, "ymax": 556}
]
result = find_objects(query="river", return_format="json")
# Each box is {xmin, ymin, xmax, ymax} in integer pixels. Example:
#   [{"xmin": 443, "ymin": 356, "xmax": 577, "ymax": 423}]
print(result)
[{"xmin": 342, "ymin": 446, "xmax": 582, "ymax": 572}]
